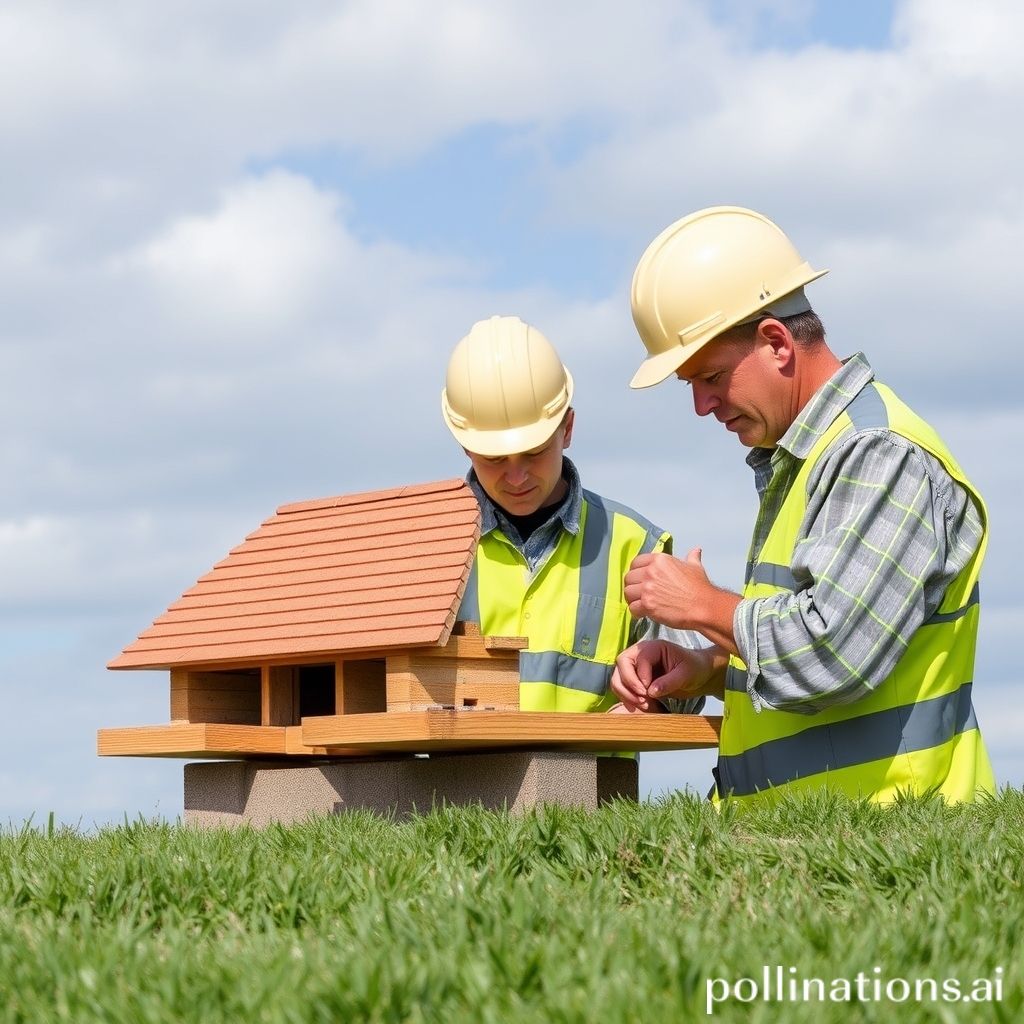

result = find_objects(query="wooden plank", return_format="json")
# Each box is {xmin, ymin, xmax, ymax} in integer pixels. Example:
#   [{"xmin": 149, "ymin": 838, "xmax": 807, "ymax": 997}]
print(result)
[
  {"xmin": 97, "ymin": 723, "xmax": 290, "ymax": 758},
  {"xmin": 483, "ymin": 635, "xmax": 529, "ymax": 650},
  {"xmin": 336, "ymin": 659, "xmax": 387, "ymax": 714},
  {"xmin": 187, "ymin": 670, "xmax": 261, "ymax": 690},
  {"xmin": 283, "ymin": 725, "xmax": 366, "ymax": 757},
  {"xmin": 301, "ymin": 711, "xmax": 722, "ymax": 753},
  {"xmin": 386, "ymin": 684, "xmax": 521, "ymax": 713},
  {"xmin": 409, "ymin": 680, "xmax": 519, "ymax": 711},
  {"xmin": 170, "ymin": 668, "xmax": 189, "ymax": 721},
  {"xmin": 130, "ymin": 650, "xmax": 401, "ymax": 675},
  {"xmin": 387, "ymin": 653, "xmax": 519, "ymax": 681},
  {"xmin": 182, "ymin": 689, "xmax": 262, "ymax": 713},
  {"xmin": 98, "ymin": 713, "xmax": 721, "ymax": 758},
  {"xmin": 404, "ymin": 635, "xmax": 526, "ymax": 660}
]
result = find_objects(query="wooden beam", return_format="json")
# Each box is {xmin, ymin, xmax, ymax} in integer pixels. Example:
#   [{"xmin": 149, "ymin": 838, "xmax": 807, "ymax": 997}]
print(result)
[
  {"xmin": 98, "ymin": 712, "xmax": 721, "ymax": 758},
  {"xmin": 170, "ymin": 668, "xmax": 189, "ymax": 722},
  {"xmin": 301, "ymin": 711, "xmax": 722, "ymax": 753},
  {"xmin": 451, "ymin": 620, "xmax": 528, "ymax": 650},
  {"xmin": 97, "ymin": 723, "xmax": 289, "ymax": 758},
  {"xmin": 283, "ymin": 726, "xmax": 365, "ymax": 757},
  {"xmin": 96, "ymin": 723, "xmax": 362, "ymax": 759},
  {"xmin": 410, "ymin": 635, "xmax": 525, "ymax": 660}
]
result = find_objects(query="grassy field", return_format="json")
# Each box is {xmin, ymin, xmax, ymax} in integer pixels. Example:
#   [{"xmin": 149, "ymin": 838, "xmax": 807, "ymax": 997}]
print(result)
[{"xmin": 1, "ymin": 790, "xmax": 1021, "ymax": 1023}]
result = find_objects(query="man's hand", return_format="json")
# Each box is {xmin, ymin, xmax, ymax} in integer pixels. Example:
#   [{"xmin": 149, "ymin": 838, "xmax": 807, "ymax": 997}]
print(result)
[
  {"xmin": 610, "ymin": 639, "xmax": 726, "ymax": 713},
  {"xmin": 624, "ymin": 548, "xmax": 742, "ymax": 653},
  {"xmin": 624, "ymin": 548, "xmax": 711, "ymax": 628}
]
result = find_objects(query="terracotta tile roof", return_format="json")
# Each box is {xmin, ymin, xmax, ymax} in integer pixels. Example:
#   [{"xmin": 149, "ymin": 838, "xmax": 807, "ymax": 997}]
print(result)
[{"xmin": 109, "ymin": 478, "xmax": 480, "ymax": 670}]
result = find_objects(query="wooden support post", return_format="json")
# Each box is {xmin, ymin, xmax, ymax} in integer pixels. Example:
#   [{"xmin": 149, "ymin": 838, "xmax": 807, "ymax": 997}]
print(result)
[
  {"xmin": 261, "ymin": 666, "xmax": 299, "ymax": 726},
  {"xmin": 170, "ymin": 669, "xmax": 189, "ymax": 723}
]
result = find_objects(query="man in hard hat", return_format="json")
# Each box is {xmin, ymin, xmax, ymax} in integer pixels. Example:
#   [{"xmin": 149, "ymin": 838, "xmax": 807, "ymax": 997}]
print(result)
[
  {"xmin": 442, "ymin": 314, "xmax": 704, "ymax": 723},
  {"xmin": 612, "ymin": 206, "xmax": 994, "ymax": 805}
]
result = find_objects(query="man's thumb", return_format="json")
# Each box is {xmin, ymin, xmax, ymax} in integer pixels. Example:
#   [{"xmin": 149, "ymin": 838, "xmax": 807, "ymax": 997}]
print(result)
[
  {"xmin": 648, "ymin": 663, "xmax": 689, "ymax": 699},
  {"xmin": 686, "ymin": 546, "xmax": 703, "ymax": 565}
]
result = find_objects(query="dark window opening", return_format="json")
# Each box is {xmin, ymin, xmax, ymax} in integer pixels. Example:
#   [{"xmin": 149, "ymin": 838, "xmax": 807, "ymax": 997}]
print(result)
[{"xmin": 298, "ymin": 664, "xmax": 336, "ymax": 718}]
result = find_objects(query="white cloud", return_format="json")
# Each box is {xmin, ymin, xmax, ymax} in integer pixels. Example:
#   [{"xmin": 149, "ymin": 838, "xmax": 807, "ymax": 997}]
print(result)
[
  {"xmin": 133, "ymin": 173, "xmax": 349, "ymax": 331},
  {"xmin": 537, "ymin": 0, "xmax": 1024, "ymax": 299},
  {"xmin": 2, "ymin": 0, "xmax": 1022, "ymax": 823}
]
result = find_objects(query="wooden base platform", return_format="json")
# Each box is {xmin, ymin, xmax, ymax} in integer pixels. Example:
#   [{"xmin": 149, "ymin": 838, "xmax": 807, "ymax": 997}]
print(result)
[{"xmin": 99, "ymin": 711, "xmax": 722, "ymax": 759}]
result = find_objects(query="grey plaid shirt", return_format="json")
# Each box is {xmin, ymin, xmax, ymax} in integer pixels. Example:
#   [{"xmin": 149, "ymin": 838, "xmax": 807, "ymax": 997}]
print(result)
[{"xmin": 734, "ymin": 353, "xmax": 984, "ymax": 714}]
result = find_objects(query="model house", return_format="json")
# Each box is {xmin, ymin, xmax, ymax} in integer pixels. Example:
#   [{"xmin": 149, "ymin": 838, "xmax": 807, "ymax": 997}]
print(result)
[{"xmin": 99, "ymin": 477, "xmax": 719, "ymax": 761}]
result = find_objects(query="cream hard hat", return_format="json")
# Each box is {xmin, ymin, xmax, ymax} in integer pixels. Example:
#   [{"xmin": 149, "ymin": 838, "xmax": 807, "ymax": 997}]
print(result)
[
  {"xmin": 629, "ymin": 206, "xmax": 829, "ymax": 389},
  {"xmin": 441, "ymin": 315, "xmax": 574, "ymax": 457}
]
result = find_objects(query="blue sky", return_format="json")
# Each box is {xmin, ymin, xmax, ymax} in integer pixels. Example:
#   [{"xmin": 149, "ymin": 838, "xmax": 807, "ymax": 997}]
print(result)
[
  {"xmin": 1, "ymin": 0, "xmax": 1021, "ymax": 826},
  {"xmin": 257, "ymin": 1, "xmax": 900, "ymax": 295}
]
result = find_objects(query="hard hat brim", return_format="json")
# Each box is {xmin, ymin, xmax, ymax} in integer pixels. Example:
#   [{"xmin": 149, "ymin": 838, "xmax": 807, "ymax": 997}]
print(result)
[
  {"xmin": 629, "ymin": 339, "xmax": 706, "ymax": 389},
  {"xmin": 629, "ymin": 276, "xmax": 828, "ymax": 390},
  {"xmin": 444, "ymin": 413, "xmax": 567, "ymax": 458}
]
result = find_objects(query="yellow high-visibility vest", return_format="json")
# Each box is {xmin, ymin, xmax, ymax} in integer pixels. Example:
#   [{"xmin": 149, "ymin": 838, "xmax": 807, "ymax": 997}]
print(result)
[
  {"xmin": 458, "ymin": 490, "xmax": 669, "ymax": 713},
  {"xmin": 716, "ymin": 381, "xmax": 995, "ymax": 806}
]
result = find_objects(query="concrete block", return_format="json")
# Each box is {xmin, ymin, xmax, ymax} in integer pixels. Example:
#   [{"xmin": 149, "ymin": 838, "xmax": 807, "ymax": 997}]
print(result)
[
  {"xmin": 183, "ymin": 751, "xmax": 638, "ymax": 828},
  {"xmin": 596, "ymin": 757, "xmax": 639, "ymax": 805}
]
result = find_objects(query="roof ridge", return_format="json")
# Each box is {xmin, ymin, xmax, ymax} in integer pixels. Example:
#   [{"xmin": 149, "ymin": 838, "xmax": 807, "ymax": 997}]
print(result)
[{"xmin": 276, "ymin": 477, "xmax": 468, "ymax": 516}]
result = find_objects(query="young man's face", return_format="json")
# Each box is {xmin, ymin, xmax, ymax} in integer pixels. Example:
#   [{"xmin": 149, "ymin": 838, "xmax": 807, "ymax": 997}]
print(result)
[
  {"xmin": 676, "ymin": 329, "xmax": 790, "ymax": 449},
  {"xmin": 466, "ymin": 411, "xmax": 574, "ymax": 516}
]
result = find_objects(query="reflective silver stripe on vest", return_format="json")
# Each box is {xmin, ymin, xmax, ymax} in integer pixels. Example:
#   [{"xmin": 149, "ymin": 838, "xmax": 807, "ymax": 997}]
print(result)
[
  {"xmin": 725, "ymin": 663, "xmax": 747, "ymax": 693},
  {"xmin": 587, "ymin": 490, "xmax": 661, "ymax": 542},
  {"xmin": 456, "ymin": 558, "xmax": 480, "ymax": 624},
  {"xmin": 746, "ymin": 561, "xmax": 798, "ymax": 591},
  {"xmin": 718, "ymin": 681, "xmax": 978, "ymax": 798},
  {"xmin": 925, "ymin": 582, "xmax": 980, "ymax": 625},
  {"xmin": 846, "ymin": 382, "xmax": 888, "ymax": 431},
  {"xmin": 519, "ymin": 650, "xmax": 612, "ymax": 696},
  {"xmin": 573, "ymin": 494, "xmax": 613, "ymax": 658}
]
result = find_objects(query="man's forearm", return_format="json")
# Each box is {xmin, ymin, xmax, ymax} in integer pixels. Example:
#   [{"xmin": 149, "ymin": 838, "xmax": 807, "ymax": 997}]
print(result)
[{"xmin": 690, "ymin": 584, "xmax": 742, "ymax": 657}]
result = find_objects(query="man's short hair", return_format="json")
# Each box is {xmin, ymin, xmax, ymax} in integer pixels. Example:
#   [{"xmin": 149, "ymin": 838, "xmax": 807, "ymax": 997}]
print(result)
[
  {"xmin": 723, "ymin": 309, "xmax": 826, "ymax": 347},
  {"xmin": 779, "ymin": 309, "xmax": 826, "ymax": 346}
]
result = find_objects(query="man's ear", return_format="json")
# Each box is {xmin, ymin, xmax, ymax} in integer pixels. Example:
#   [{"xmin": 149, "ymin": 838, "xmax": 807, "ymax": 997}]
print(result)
[
  {"xmin": 757, "ymin": 318, "xmax": 795, "ymax": 369},
  {"xmin": 561, "ymin": 408, "xmax": 575, "ymax": 448}
]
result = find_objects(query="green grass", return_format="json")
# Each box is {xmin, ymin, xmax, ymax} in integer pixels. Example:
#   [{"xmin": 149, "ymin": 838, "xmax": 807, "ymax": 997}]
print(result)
[{"xmin": 2, "ymin": 791, "xmax": 1022, "ymax": 1023}]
